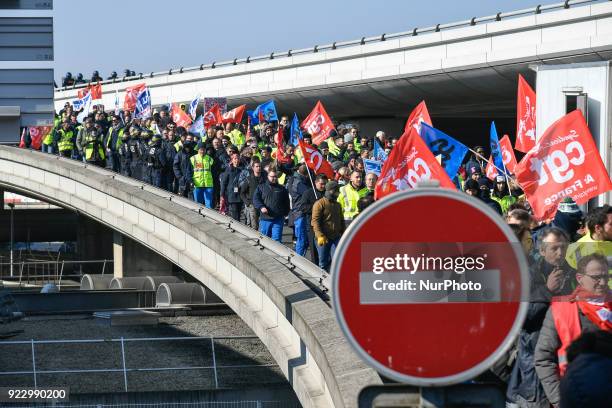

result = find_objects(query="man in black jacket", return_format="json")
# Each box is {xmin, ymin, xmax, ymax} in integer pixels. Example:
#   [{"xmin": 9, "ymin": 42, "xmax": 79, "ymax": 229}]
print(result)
[
  {"xmin": 220, "ymin": 153, "xmax": 243, "ymax": 221},
  {"xmin": 253, "ymin": 168, "xmax": 290, "ymax": 242},
  {"xmin": 299, "ymin": 174, "xmax": 327, "ymax": 264},
  {"xmin": 240, "ymin": 158, "xmax": 266, "ymax": 230},
  {"xmin": 289, "ymin": 165, "xmax": 311, "ymax": 256},
  {"xmin": 173, "ymin": 137, "xmax": 194, "ymax": 197}
]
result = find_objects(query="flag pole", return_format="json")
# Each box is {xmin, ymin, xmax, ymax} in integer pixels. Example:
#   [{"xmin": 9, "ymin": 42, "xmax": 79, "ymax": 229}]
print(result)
[
  {"xmin": 300, "ymin": 145, "xmax": 318, "ymax": 196},
  {"xmin": 467, "ymin": 147, "xmax": 513, "ymax": 181}
]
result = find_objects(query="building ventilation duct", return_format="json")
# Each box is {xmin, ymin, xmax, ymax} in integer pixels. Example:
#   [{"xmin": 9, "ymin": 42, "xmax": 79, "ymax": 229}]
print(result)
[
  {"xmin": 80, "ymin": 274, "xmax": 113, "ymax": 290},
  {"xmin": 155, "ymin": 283, "xmax": 208, "ymax": 307}
]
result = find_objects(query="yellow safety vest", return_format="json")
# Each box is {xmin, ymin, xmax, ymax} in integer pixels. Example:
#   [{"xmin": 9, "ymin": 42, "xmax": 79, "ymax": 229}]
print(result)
[
  {"xmin": 57, "ymin": 129, "xmax": 74, "ymax": 152},
  {"xmin": 566, "ymin": 234, "xmax": 612, "ymax": 288},
  {"xmin": 338, "ymin": 184, "xmax": 360, "ymax": 220},
  {"xmin": 83, "ymin": 133, "xmax": 106, "ymax": 161},
  {"xmin": 190, "ymin": 154, "xmax": 214, "ymax": 188}
]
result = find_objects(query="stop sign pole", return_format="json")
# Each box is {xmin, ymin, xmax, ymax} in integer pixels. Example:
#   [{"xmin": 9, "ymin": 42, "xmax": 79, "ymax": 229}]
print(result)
[{"xmin": 331, "ymin": 187, "xmax": 529, "ymax": 386}]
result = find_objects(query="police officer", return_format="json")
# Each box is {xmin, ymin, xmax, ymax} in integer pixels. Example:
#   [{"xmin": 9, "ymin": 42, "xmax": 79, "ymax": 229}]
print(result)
[
  {"xmin": 173, "ymin": 136, "xmax": 195, "ymax": 198},
  {"xmin": 105, "ymin": 115, "xmax": 125, "ymax": 172},
  {"xmin": 82, "ymin": 127, "xmax": 106, "ymax": 167},
  {"xmin": 144, "ymin": 135, "xmax": 166, "ymax": 188},
  {"xmin": 161, "ymin": 129, "xmax": 177, "ymax": 192},
  {"xmin": 54, "ymin": 119, "xmax": 75, "ymax": 158},
  {"xmin": 126, "ymin": 126, "xmax": 143, "ymax": 180},
  {"xmin": 118, "ymin": 131, "xmax": 131, "ymax": 177}
]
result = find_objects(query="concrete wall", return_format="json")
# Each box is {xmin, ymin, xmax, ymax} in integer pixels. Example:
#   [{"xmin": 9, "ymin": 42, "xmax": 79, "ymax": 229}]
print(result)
[
  {"xmin": 535, "ymin": 61, "xmax": 612, "ymax": 206},
  {"xmin": 121, "ymin": 234, "xmax": 174, "ymax": 277},
  {"xmin": 0, "ymin": 146, "xmax": 381, "ymax": 408},
  {"xmin": 54, "ymin": 2, "xmax": 612, "ymax": 110}
]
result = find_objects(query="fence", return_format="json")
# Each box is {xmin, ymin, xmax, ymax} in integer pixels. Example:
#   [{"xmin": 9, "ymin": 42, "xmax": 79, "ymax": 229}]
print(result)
[
  {"xmin": 0, "ymin": 336, "xmax": 280, "ymax": 393},
  {"xmin": 9, "ymin": 400, "xmax": 299, "ymax": 408},
  {"xmin": 0, "ymin": 259, "xmax": 113, "ymax": 287}
]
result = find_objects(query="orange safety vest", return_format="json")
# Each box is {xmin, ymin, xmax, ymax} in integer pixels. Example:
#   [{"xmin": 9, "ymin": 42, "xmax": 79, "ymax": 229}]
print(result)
[{"xmin": 550, "ymin": 300, "xmax": 582, "ymax": 376}]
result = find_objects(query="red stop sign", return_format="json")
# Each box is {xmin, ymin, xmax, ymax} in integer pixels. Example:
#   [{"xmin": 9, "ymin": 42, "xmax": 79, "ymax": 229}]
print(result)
[{"xmin": 331, "ymin": 188, "xmax": 529, "ymax": 386}]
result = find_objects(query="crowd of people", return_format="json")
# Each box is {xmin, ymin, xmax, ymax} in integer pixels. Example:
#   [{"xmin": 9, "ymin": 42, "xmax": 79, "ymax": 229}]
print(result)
[{"xmin": 20, "ymin": 101, "xmax": 611, "ymax": 407}]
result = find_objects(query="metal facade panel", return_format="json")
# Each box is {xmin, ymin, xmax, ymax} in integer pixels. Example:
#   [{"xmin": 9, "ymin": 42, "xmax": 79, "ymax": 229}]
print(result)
[
  {"xmin": 0, "ymin": 17, "xmax": 53, "ymax": 61},
  {"xmin": 0, "ymin": 0, "xmax": 53, "ymax": 10},
  {"xmin": 0, "ymin": 69, "xmax": 54, "ymax": 131}
]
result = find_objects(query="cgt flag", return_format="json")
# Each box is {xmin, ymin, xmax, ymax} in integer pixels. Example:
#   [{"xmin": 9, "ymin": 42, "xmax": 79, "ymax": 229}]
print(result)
[
  {"xmin": 302, "ymin": 101, "xmax": 335, "ymax": 145},
  {"xmin": 404, "ymin": 101, "xmax": 432, "ymax": 135},
  {"xmin": 124, "ymin": 83, "xmax": 146, "ymax": 112},
  {"xmin": 515, "ymin": 74, "xmax": 537, "ymax": 153},
  {"xmin": 170, "ymin": 103, "xmax": 193, "ymax": 128},
  {"xmin": 514, "ymin": 110, "xmax": 612, "ymax": 220},
  {"xmin": 221, "ymin": 104, "xmax": 246, "ymax": 124},
  {"xmin": 375, "ymin": 127, "xmax": 456, "ymax": 199},
  {"xmin": 499, "ymin": 134, "xmax": 518, "ymax": 174},
  {"xmin": 203, "ymin": 103, "xmax": 222, "ymax": 128},
  {"xmin": 298, "ymin": 137, "xmax": 334, "ymax": 179},
  {"xmin": 420, "ymin": 123, "xmax": 468, "ymax": 180}
]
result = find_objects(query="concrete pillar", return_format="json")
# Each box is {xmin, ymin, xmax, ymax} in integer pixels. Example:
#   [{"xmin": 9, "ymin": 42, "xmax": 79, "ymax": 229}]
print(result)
[
  {"xmin": 113, "ymin": 231, "xmax": 123, "ymax": 278},
  {"xmin": 122, "ymin": 235, "xmax": 173, "ymax": 277}
]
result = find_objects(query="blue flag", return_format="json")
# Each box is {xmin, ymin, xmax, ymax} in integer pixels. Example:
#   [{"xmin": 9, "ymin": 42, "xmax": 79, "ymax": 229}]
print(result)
[
  {"xmin": 363, "ymin": 159, "xmax": 383, "ymax": 176},
  {"xmin": 373, "ymin": 139, "xmax": 388, "ymax": 162},
  {"xmin": 134, "ymin": 88, "xmax": 151, "ymax": 119},
  {"xmin": 289, "ymin": 113, "xmax": 302, "ymax": 146},
  {"xmin": 189, "ymin": 94, "xmax": 200, "ymax": 120},
  {"xmin": 189, "ymin": 115, "xmax": 204, "ymax": 136},
  {"xmin": 253, "ymin": 100, "xmax": 278, "ymax": 123},
  {"xmin": 420, "ymin": 123, "xmax": 468, "ymax": 180},
  {"xmin": 246, "ymin": 110, "xmax": 258, "ymax": 125},
  {"xmin": 490, "ymin": 121, "xmax": 507, "ymax": 176}
]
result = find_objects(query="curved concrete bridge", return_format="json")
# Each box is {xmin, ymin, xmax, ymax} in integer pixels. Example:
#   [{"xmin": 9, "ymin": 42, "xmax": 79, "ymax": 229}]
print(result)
[{"xmin": 0, "ymin": 146, "xmax": 381, "ymax": 408}]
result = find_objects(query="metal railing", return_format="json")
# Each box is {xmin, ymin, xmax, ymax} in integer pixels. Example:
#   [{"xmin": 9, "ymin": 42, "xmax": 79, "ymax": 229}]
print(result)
[
  {"xmin": 0, "ymin": 336, "xmax": 278, "ymax": 392},
  {"xmin": 0, "ymin": 259, "xmax": 113, "ymax": 287},
  {"xmin": 9, "ymin": 401, "xmax": 298, "ymax": 408},
  {"xmin": 55, "ymin": 0, "xmax": 607, "ymax": 92}
]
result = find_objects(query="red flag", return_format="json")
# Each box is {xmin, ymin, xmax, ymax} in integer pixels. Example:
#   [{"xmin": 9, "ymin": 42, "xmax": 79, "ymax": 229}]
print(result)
[
  {"xmin": 19, "ymin": 128, "xmax": 26, "ymax": 148},
  {"xmin": 123, "ymin": 83, "xmax": 146, "ymax": 112},
  {"xmin": 222, "ymin": 104, "xmax": 246, "ymax": 124},
  {"xmin": 274, "ymin": 127, "xmax": 291, "ymax": 164},
  {"xmin": 170, "ymin": 103, "xmax": 193, "ymax": 128},
  {"xmin": 298, "ymin": 138, "xmax": 334, "ymax": 179},
  {"xmin": 28, "ymin": 126, "xmax": 52, "ymax": 150},
  {"xmin": 485, "ymin": 156, "xmax": 498, "ymax": 180},
  {"xmin": 246, "ymin": 117, "xmax": 252, "ymax": 138},
  {"xmin": 89, "ymin": 83, "xmax": 102, "ymax": 100},
  {"xmin": 203, "ymin": 103, "xmax": 222, "ymax": 128},
  {"xmin": 302, "ymin": 101, "xmax": 335, "ymax": 145},
  {"xmin": 404, "ymin": 101, "xmax": 432, "ymax": 135},
  {"xmin": 77, "ymin": 88, "xmax": 88, "ymax": 99},
  {"xmin": 499, "ymin": 134, "xmax": 518, "ymax": 174},
  {"xmin": 515, "ymin": 74, "xmax": 536, "ymax": 153},
  {"xmin": 375, "ymin": 127, "xmax": 455, "ymax": 199},
  {"xmin": 515, "ymin": 110, "xmax": 612, "ymax": 220}
]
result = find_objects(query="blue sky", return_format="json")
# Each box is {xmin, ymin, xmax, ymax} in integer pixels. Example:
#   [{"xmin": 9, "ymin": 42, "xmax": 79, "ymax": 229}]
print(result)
[{"xmin": 54, "ymin": 0, "xmax": 545, "ymax": 83}]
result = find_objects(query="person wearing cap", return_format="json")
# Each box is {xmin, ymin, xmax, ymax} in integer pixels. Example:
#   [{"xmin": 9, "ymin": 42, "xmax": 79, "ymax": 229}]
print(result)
[
  {"xmin": 311, "ymin": 181, "xmax": 345, "ymax": 271},
  {"xmin": 53, "ymin": 119, "xmax": 75, "ymax": 158},
  {"xmin": 253, "ymin": 168, "xmax": 290, "ymax": 242},
  {"xmin": 338, "ymin": 170, "xmax": 363, "ymax": 225},
  {"xmin": 105, "ymin": 115, "xmax": 125, "ymax": 173},
  {"xmin": 240, "ymin": 157, "xmax": 267, "ymax": 230},
  {"xmin": 161, "ymin": 128, "xmax": 177, "ymax": 192},
  {"xmin": 476, "ymin": 177, "xmax": 502, "ymax": 215},
  {"xmin": 190, "ymin": 143, "xmax": 215, "ymax": 208},
  {"xmin": 124, "ymin": 126, "xmax": 143, "ymax": 180},
  {"xmin": 143, "ymin": 134, "xmax": 166, "ymax": 188},
  {"xmin": 118, "ymin": 129, "xmax": 132, "ymax": 177},
  {"xmin": 466, "ymin": 146, "xmax": 486, "ymax": 175},
  {"xmin": 491, "ymin": 175, "xmax": 517, "ymax": 215}
]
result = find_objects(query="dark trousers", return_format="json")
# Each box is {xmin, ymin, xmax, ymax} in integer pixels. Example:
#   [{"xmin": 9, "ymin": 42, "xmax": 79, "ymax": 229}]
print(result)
[
  {"xmin": 306, "ymin": 216, "xmax": 319, "ymax": 265},
  {"xmin": 228, "ymin": 202, "xmax": 243, "ymax": 222},
  {"xmin": 107, "ymin": 151, "xmax": 120, "ymax": 172}
]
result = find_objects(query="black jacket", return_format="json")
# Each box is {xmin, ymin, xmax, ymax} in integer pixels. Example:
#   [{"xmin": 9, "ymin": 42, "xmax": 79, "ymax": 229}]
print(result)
[
  {"xmin": 173, "ymin": 149, "xmax": 193, "ymax": 186},
  {"xmin": 240, "ymin": 171, "xmax": 267, "ymax": 206},
  {"xmin": 220, "ymin": 165, "xmax": 243, "ymax": 203},
  {"xmin": 288, "ymin": 174, "xmax": 310, "ymax": 218},
  {"xmin": 253, "ymin": 182, "xmax": 290, "ymax": 220}
]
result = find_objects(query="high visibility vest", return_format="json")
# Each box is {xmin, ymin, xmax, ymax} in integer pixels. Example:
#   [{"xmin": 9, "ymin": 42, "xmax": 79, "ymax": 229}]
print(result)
[
  {"xmin": 490, "ymin": 194, "xmax": 517, "ymax": 215},
  {"xmin": 57, "ymin": 129, "xmax": 74, "ymax": 152},
  {"xmin": 174, "ymin": 140, "xmax": 183, "ymax": 152},
  {"xmin": 83, "ymin": 134, "xmax": 106, "ymax": 161},
  {"xmin": 106, "ymin": 127, "xmax": 125, "ymax": 151},
  {"xmin": 358, "ymin": 187, "xmax": 371, "ymax": 198},
  {"xmin": 227, "ymin": 129, "xmax": 245, "ymax": 148},
  {"xmin": 278, "ymin": 172, "xmax": 286, "ymax": 186},
  {"xmin": 338, "ymin": 184, "xmax": 360, "ymax": 220},
  {"xmin": 42, "ymin": 124, "xmax": 56, "ymax": 146},
  {"xmin": 190, "ymin": 154, "xmax": 214, "ymax": 188},
  {"xmin": 566, "ymin": 236, "xmax": 612, "ymax": 289},
  {"xmin": 550, "ymin": 300, "xmax": 582, "ymax": 376}
]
